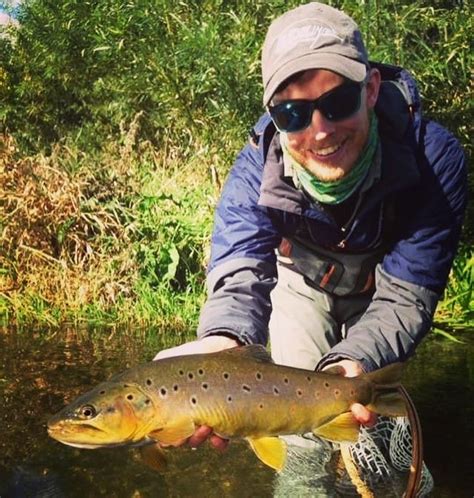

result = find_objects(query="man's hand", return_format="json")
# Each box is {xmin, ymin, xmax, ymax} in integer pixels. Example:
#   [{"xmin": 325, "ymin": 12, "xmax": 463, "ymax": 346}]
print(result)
[
  {"xmin": 323, "ymin": 359, "xmax": 377, "ymax": 427},
  {"xmin": 153, "ymin": 335, "xmax": 239, "ymax": 450},
  {"xmin": 154, "ymin": 335, "xmax": 240, "ymax": 361}
]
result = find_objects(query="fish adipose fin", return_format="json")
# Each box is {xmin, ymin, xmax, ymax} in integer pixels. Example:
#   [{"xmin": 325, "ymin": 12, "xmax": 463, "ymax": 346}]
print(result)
[
  {"xmin": 246, "ymin": 436, "xmax": 287, "ymax": 471},
  {"xmin": 148, "ymin": 418, "xmax": 195, "ymax": 446},
  {"xmin": 313, "ymin": 412, "xmax": 360, "ymax": 443},
  {"xmin": 365, "ymin": 363, "xmax": 407, "ymax": 417}
]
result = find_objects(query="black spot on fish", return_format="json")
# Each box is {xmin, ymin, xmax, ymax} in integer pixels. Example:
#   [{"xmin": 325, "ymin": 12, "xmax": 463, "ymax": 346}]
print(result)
[
  {"xmin": 198, "ymin": 368, "xmax": 204, "ymax": 376},
  {"xmin": 178, "ymin": 369, "xmax": 184, "ymax": 376},
  {"xmin": 188, "ymin": 372, "xmax": 194, "ymax": 380},
  {"xmin": 146, "ymin": 379, "xmax": 153, "ymax": 386},
  {"xmin": 259, "ymin": 403, "xmax": 264, "ymax": 410},
  {"xmin": 324, "ymin": 381, "xmax": 330, "ymax": 389},
  {"xmin": 306, "ymin": 376, "xmax": 312, "ymax": 383},
  {"xmin": 284, "ymin": 377, "xmax": 289, "ymax": 384},
  {"xmin": 99, "ymin": 390, "xmax": 106, "ymax": 395},
  {"xmin": 106, "ymin": 407, "xmax": 115, "ymax": 413},
  {"xmin": 273, "ymin": 387, "xmax": 280, "ymax": 395},
  {"xmin": 190, "ymin": 396, "xmax": 197, "ymax": 406},
  {"xmin": 315, "ymin": 391, "xmax": 321, "ymax": 399},
  {"xmin": 256, "ymin": 372, "xmax": 262, "ymax": 381},
  {"xmin": 227, "ymin": 395, "xmax": 232, "ymax": 403},
  {"xmin": 201, "ymin": 383, "xmax": 209, "ymax": 390},
  {"xmin": 145, "ymin": 399, "xmax": 151, "ymax": 405},
  {"xmin": 350, "ymin": 389, "xmax": 355, "ymax": 396},
  {"xmin": 223, "ymin": 372, "xmax": 230, "ymax": 380},
  {"xmin": 173, "ymin": 384, "xmax": 179, "ymax": 392},
  {"xmin": 297, "ymin": 389, "xmax": 303, "ymax": 397},
  {"xmin": 242, "ymin": 385, "xmax": 251, "ymax": 393},
  {"xmin": 160, "ymin": 387, "xmax": 167, "ymax": 397},
  {"xmin": 126, "ymin": 394, "xmax": 134, "ymax": 401},
  {"xmin": 334, "ymin": 389, "xmax": 340, "ymax": 398}
]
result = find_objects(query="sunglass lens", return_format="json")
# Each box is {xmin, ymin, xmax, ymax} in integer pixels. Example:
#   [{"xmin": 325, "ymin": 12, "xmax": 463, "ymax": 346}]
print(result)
[
  {"xmin": 319, "ymin": 84, "xmax": 361, "ymax": 121},
  {"xmin": 271, "ymin": 102, "xmax": 311, "ymax": 133}
]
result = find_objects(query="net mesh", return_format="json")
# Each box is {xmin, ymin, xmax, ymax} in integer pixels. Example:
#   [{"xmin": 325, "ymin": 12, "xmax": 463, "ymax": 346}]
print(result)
[
  {"xmin": 336, "ymin": 416, "xmax": 434, "ymax": 497},
  {"xmin": 274, "ymin": 417, "xmax": 434, "ymax": 497}
]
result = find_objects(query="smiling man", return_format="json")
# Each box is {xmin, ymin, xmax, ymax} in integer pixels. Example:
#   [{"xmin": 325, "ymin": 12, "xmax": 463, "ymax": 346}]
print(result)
[{"xmin": 155, "ymin": 2, "xmax": 466, "ymax": 452}]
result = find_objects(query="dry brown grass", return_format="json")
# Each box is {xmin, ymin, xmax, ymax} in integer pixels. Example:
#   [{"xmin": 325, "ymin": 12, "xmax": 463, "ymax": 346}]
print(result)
[{"xmin": 1, "ymin": 132, "xmax": 140, "ymax": 319}]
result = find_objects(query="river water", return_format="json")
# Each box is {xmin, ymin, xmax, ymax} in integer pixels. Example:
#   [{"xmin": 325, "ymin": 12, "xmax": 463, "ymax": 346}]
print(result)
[{"xmin": 0, "ymin": 327, "xmax": 472, "ymax": 497}]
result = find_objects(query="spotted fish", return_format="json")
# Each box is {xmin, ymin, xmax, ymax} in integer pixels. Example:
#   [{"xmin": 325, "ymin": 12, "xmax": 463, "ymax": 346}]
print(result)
[{"xmin": 47, "ymin": 345, "xmax": 407, "ymax": 471}]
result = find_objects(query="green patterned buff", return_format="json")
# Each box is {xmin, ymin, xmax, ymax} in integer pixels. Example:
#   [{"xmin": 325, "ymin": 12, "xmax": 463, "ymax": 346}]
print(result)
[{"xmin": 281, "ymin": 114, "xmax": 379, "ymax": 205}]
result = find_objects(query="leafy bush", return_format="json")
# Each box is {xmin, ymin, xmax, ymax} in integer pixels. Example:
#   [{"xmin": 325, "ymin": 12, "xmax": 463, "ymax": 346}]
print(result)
[{"xmin": 0, "ymin": 0, "xmax": 471, "ymax": 327}]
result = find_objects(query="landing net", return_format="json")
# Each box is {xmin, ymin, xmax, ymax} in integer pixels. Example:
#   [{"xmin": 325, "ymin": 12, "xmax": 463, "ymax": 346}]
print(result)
[{"xmin": 273, "ymin": 417, "xmax": 433, "ymax": 497}]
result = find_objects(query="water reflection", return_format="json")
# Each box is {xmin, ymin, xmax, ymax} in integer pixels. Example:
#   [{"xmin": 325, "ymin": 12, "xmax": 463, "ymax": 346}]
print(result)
[{"xmin": 0, "ymin": 326, "xmax": 472, "ymax": 497}]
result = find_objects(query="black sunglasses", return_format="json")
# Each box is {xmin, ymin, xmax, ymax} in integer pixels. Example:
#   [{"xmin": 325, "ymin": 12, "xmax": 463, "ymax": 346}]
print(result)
[{"xmin": 268, "ymin": 80, "xmax": 365, "ymax": 133}]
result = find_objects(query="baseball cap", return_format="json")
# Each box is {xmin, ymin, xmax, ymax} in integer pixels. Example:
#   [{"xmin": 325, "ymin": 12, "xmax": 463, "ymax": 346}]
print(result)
[{"xmin": 262, "ymin": 2, "xmax": 369, "ymax": 105}]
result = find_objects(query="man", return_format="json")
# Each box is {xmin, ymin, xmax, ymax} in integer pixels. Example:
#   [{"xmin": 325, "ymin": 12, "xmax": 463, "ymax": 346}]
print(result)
[{"xmin": 155, "ymin": 2, "xmax": 467, "ymax": 451}]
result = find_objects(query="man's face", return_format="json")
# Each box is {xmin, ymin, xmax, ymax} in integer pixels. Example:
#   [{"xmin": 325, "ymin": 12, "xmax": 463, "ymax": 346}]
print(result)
[{"xmin": 272, "ymin": 69, "xmax": 380, "ymax": 182}]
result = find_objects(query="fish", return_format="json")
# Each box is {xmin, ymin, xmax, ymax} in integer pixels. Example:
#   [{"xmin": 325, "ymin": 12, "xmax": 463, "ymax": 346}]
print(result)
[{"xmin": 47, "ymin": 345, "xmax": 407, "ymax": 471}]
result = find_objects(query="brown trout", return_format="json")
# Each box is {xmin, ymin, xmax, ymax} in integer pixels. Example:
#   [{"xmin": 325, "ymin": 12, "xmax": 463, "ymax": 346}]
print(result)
[{"xmin": 47, "ymin": 345, "xmax": 407, "ymax": 471}]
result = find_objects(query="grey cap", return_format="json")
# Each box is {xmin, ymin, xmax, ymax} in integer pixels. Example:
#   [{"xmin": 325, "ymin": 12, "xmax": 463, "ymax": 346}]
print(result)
[{"xmin": 262, "ymin": 2, "xmax": 369, "ymax": 105}]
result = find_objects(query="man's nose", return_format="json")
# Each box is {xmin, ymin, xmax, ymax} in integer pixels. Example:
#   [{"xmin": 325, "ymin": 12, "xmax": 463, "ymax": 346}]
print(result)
[{"xmin": 309, "ymin": 109, "xmax": 336, "ymax": 140}]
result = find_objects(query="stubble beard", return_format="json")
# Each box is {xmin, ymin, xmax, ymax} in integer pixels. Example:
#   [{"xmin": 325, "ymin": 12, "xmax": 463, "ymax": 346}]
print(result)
[{"xmin": 288, "ymin": 147, "xmax": 350, "ymax": 183}]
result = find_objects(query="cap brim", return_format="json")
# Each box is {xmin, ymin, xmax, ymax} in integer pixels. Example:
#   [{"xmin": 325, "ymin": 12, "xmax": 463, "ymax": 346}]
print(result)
[{"xmin": 263, "ymin": 54, "xmax": 367, "ymax": 106}]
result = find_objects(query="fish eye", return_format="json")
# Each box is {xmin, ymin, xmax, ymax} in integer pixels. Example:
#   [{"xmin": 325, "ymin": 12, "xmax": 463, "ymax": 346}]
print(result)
[{"xmin": 78, "ymin": 404, "xmax": 97, "ymax": 419}]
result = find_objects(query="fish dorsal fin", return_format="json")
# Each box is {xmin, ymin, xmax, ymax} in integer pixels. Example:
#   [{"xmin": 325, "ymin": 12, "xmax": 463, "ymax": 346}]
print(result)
[
  {"xmin": 148, "ymin": 418, "xmax": 195, "ymax": 446},
  {"xmin": 224, "ymin": 345, "xmax": 274, "ymax": 363},
  {"xmin": 246, "ymin": 436, "xmax": 287, "ymax": 472},
  {"xmin": 313, "ymin": 412, "xmax": 360, "ymax": 443}
]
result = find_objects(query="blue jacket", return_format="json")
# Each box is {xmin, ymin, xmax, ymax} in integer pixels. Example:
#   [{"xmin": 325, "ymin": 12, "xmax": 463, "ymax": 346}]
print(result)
[{"xmin": 197, "ymin": 63, "xmax": 467, "ymax": 372}]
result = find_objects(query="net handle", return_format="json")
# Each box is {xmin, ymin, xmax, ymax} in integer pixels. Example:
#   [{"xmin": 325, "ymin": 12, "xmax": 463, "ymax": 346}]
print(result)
[{"xmin": 398, "ymin": 385, "xmax": 423, "ymax": 498}]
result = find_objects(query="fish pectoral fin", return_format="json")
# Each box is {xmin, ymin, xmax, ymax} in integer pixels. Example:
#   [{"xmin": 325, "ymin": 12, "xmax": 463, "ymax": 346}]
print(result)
[
  {"xmin": 139, "ymin": 443, "xmax": 168, "ymax": 471},
  {"xmin": 313, "ymin": 412, "xmax": 360, "ymax": 443},
  {"xmin": 246, "ymin": 436, "xmax": 287, "ymax": 472},
  {"xmin": 148, "ymin": 418, "xmax": 195, "ymax": 446}
]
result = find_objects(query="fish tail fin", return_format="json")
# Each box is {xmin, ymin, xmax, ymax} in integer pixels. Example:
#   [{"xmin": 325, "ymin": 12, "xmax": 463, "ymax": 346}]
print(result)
[{"xmin": 364, "ymin": 363, "xmax": 408, "ymax": 417}]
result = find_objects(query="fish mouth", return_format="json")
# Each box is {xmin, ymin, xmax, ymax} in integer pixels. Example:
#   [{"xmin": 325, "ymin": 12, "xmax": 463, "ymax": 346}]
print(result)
[
  {"xmin": 47, "ymin": 422, "xmax": 107, "ymax": 445},
  {"xmin": 48, "ymin": 422, "xmax": 104, "ymax": 433}
]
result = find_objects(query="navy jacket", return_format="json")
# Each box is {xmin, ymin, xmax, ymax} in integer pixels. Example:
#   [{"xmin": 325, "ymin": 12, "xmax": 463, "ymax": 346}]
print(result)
[{"xmin": 197, "ymin": 63, "xmax": 467, "ymax": 372}]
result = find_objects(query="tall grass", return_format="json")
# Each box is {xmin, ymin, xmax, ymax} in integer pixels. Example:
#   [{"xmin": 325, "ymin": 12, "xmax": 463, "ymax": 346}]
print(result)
[
  {"xmin": 434, "ymin": 244, "xmax": 474, "ymax": 335},
  {"xmin": 0, "ymin": 0, "xmax": 472, "ymax": 329},
  {"xmin": 1, "ymin": 128, "xmax": 219, "ymax": 329}
]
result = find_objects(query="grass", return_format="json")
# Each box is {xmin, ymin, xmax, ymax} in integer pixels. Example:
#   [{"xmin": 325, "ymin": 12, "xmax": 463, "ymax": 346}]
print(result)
[
  {"xmin": 0, "ymin": 0, "xmax": 472, "ymax": 333},
  {"xmin": 1, "ymin": 128, "xmax": 226, "ymax": 329},
  {"xmin": 433, "ymin": 243, "xmax": 474, "ymax": 338}
]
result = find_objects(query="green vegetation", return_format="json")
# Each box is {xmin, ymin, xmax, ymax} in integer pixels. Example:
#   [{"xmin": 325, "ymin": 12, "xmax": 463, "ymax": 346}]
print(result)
[{"xmin": 1, "ymin": 0, "xmax": 472, "ymax": 332}]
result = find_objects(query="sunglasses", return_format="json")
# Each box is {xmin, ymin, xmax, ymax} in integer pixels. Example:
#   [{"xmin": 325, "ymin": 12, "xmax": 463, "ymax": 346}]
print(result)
[{"xmin": 268, "ymin": 80, "xmax": 366, "ymax": 133}]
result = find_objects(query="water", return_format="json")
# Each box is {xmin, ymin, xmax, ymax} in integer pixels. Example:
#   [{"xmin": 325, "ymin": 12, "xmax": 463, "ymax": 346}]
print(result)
[{"xmin": 0, "ymin": 327, "xmax": 472, "ymax": 497}]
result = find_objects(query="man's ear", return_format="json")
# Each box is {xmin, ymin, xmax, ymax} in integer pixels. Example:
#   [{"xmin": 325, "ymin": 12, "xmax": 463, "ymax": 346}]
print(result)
[{"xmin": 366, "ymin": 68, "xmax": 381, "ymax": 109}]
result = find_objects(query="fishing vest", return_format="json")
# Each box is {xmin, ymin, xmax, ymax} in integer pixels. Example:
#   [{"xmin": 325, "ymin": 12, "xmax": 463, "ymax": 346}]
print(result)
[{"xmin": 276, "ymin": 216, "xmax": 393, "ymax": 296}]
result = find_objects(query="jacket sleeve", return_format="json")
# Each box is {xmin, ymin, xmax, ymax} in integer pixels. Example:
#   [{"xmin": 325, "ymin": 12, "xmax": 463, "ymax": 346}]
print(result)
[
  {"xmin": 197, "ymin": 257, "xmax": 277, "ymax": 345},
  {"xmin": 317, "ymin": 265, "xmax": 439, "ymax": 372},
  {"xmin": 197, "ymin": 122, "xmax": 281, "ymax": 345},
  {"xmin": 317, "ymin": 120, "xmax": 467, "ymax": 372}
]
